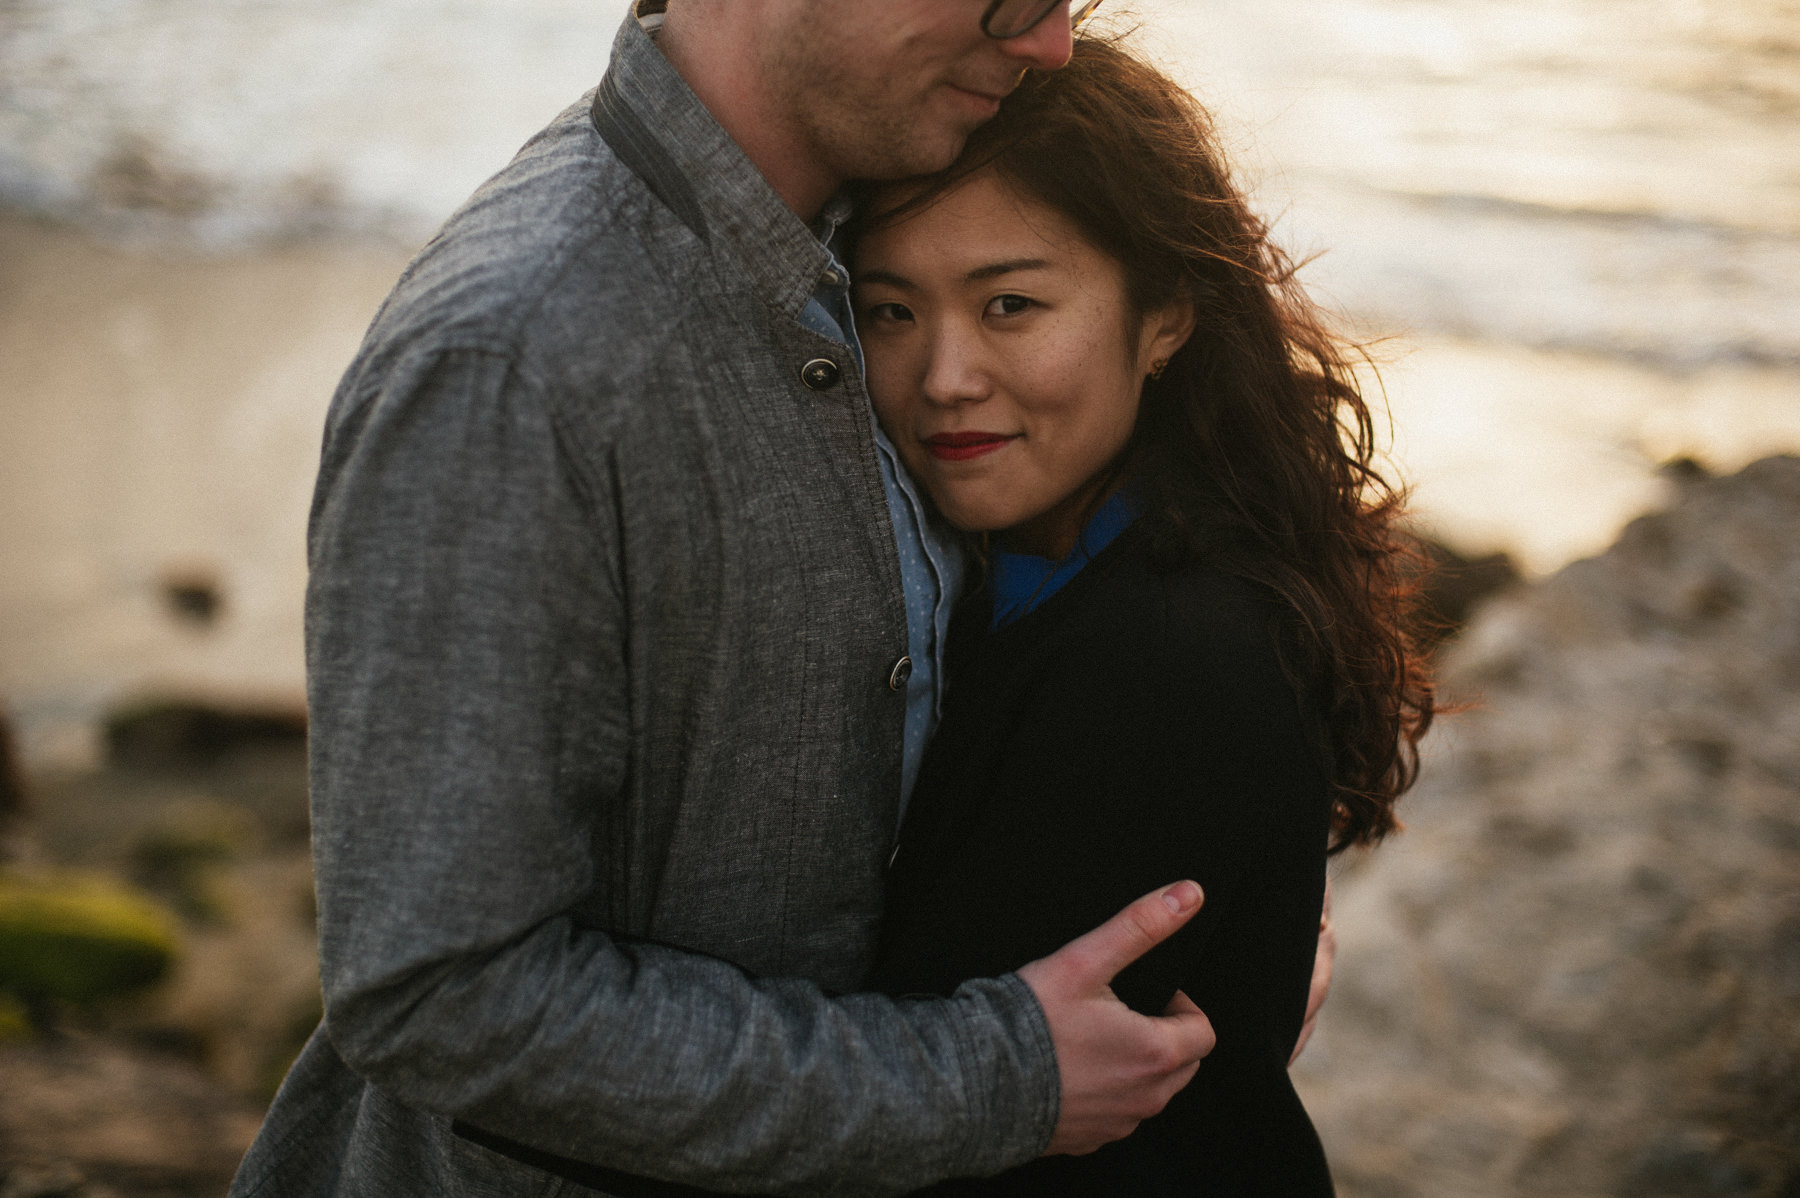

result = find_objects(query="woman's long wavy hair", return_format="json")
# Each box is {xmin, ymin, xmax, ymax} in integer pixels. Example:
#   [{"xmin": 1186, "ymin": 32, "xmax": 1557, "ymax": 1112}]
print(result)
[{"xmin": 851, "ymin": 37, "xmax": 1434, "ymax": 851}]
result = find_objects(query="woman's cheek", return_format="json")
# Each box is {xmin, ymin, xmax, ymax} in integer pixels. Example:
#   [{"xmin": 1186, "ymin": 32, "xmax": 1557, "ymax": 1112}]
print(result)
[{"xmin": 866, "ymin": 374, "xmax": 905, "ymax": 434}]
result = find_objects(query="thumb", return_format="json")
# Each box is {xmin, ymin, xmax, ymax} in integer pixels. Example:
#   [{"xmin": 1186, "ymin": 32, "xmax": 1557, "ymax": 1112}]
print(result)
[
  {"xmin": 1162, "ymin": 988, "xmax": 1203, "ymax": 1017},
  {"xmin": 1052, "ymin": 881, "xmax": 1204, "ymax": 989}
]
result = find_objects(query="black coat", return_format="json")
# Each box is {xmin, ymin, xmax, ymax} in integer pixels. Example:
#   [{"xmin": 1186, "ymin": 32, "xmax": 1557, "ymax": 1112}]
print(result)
[{"xmin": 869, "ymin": 525, "xmax": 1337, "ymax": 1196}]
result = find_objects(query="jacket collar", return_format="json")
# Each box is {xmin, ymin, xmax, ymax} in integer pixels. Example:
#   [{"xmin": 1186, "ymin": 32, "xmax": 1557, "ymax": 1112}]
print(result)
[{"xmin": 594, "ymin": 4, "xmax": 835, "ymax": 320}]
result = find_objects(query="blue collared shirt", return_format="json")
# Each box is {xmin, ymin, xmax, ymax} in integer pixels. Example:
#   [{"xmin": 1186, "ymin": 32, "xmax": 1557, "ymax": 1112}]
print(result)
[
  {"xmin": 990, "ymin": 488, "xmax": 1143, "ymax": 630},
  {"xmin": 800, "ymin": 199, "xmax": 963, "ymax": 819}
]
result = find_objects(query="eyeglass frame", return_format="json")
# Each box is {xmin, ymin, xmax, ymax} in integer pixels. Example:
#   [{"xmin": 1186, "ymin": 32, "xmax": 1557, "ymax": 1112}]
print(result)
[{"xmin": 980, "ymin": 0, "xmax": 1104, "ymax": 40}]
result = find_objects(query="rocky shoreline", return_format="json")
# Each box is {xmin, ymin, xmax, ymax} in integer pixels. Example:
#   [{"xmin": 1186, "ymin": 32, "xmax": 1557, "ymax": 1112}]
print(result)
[
  {"xmin": 1293, "ymin": 455, "xmax": 1800, "ymax": 1195},
  {"xmin": 4, "ymin": 458, "xmax": 1798, "ymax": 1196}
]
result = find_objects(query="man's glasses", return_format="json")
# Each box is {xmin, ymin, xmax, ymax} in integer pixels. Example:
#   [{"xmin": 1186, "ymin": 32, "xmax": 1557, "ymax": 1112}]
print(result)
[{"xmin": 981, "ymin": 0, "xmax": 1104, "ymax": 40}]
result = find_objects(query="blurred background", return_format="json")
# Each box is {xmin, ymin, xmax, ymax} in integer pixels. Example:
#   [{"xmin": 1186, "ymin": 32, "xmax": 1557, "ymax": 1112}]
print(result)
[{"xmin": 0, "ymin": 0, "xmax": 1796, "ymax": 1194}]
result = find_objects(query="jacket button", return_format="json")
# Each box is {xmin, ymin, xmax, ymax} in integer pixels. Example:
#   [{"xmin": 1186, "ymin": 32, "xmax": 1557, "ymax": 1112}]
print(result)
[
  {"xmin": 800, "ymin": 358, "xmax": 842, "ymax": 391},
  {"xmin": 887, "ymin": 656, "xmax": 913, "ymax": 692}
]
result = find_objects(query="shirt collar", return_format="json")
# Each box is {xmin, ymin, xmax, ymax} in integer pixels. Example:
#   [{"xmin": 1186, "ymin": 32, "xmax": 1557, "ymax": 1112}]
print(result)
[
  {"xmin": 988, "ymin": 488, "xmax": 1144, "ymax": 631},
  {"xmin": 814, "ymin": 194, "xmax": 856, "ymax": 248},
  {"xmin": 594, "ymin": 3, "xmax": 834, "ymax": 319}
]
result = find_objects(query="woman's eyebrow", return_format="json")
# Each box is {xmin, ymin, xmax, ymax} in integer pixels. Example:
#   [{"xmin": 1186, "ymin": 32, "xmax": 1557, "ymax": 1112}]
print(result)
[
  {"xmin": 856, "ymin": 257, "xmax": 1053, "ymax": 290},
  {"xmin": 967, "ymin": 257, "xmax": 1051, "ymax": 282},
  {"xmin": 856, "ymin": 268, "xmax": 914, "ymax": 290}
]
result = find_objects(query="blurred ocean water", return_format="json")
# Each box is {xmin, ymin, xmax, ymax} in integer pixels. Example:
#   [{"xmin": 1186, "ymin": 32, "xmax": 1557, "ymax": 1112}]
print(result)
[
  {"xmin": 5, "ymin": 0, "xmax": 1796, "ymax": 363},
  {"xmin": 1141, "ymin": 0, "xmax": 1800, "ymax": 568},
  {"xmin": 0, "ymin": 0, "xmax": 635, "ymax": 244},
  {"xmin": 2, "ymin": 0, "xmax": 1798, "ymax": 761},
  {"xmin": 1153, "ymin": 0, "xmax": 1800, "ymax": 366}
]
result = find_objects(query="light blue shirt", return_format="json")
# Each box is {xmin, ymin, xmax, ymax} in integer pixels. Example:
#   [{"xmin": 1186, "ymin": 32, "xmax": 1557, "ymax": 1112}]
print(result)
[{"xmin": 801, "ymin": 198, "xmax": 963, "ymax": 819}]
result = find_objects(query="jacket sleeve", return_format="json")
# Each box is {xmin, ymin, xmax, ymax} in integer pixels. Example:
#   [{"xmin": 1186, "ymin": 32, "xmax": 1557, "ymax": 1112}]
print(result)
[
  {"xmin": 1100, "ymin": 577, "xmax": 1332, "ymax": 1038},
  {"xmin": 303, "ymin": 345, "xmax": 1058, "ymax": 1196}
]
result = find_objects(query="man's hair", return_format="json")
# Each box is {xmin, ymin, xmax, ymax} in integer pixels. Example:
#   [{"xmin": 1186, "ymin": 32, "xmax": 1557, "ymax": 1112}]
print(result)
[{"xmin": 852, "ymin": 37, "xmax": 1435, "ymax": 852}]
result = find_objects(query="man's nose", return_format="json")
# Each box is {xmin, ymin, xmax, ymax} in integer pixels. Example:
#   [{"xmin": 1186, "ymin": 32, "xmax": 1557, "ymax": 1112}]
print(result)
[{"xmin": 993, "ymin": 2, "xmax": 1076, "ymax": 71}]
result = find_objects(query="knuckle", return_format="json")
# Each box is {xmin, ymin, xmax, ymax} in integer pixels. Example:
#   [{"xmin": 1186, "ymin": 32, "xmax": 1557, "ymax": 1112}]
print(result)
[
  {"xmin": 1071, "ymin": 940, "xmax": 1107, "ymax": 974},
  {"xmin": 1122, "ymin": 909, "xmax": 1159, "ymax": 946},
  {"xmin": 1149, "ymin": 1039, "xmax": 1189, "ymax": 1075},
  {"xmin": 1132, "ymin": 1093, "xmax": 1168, "ymax": 1121}
]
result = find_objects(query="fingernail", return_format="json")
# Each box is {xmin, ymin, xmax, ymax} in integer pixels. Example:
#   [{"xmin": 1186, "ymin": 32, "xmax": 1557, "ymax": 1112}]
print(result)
[{"xmin": 1161, "ymin": 881, "xmax": 1201, "ymax": 915}]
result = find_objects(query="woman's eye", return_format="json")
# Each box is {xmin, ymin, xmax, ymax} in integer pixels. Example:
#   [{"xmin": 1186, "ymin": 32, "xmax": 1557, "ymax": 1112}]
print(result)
[
  {"xmin": 866, "ymin": 301, "xmax": 914, "ymax": 324},
  {"xmin": 986, "ymin": 294, "xmax": 1034, "ymax": 318}
]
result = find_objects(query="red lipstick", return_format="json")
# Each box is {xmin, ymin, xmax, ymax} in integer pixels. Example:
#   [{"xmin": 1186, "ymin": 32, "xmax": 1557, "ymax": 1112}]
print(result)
[{"xmin": 925, "ymin": 431, "xmax": 1017, "ymax": 462}]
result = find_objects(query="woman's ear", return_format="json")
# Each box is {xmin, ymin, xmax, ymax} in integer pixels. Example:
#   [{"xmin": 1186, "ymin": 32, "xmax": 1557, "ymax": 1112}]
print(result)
[{"xmin": 1141, "ymin": 298, "xmax": 1197, "ymax": 374}]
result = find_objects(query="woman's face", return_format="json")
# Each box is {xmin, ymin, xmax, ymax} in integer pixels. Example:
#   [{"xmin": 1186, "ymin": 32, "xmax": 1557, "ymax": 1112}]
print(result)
[{"xmin": 855, "ymin": 171, "xmax": 1192, "ymax": 558}]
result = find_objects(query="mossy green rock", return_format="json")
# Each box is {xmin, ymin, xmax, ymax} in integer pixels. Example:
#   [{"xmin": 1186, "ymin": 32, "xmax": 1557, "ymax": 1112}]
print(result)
[{"xmin": 0, "ymin": 873, "xmax": 179, "ymax": 1004}]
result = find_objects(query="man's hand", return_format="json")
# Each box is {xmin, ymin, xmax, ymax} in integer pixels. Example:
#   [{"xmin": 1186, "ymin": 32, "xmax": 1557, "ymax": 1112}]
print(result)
[
  {"xmin": 1289, "ymin": 878, "xmax": 1335, "ymax": 1066},
  {"xmin": 1017, "ymin": 881, "xmax": 1217, "ymax": 1156}
]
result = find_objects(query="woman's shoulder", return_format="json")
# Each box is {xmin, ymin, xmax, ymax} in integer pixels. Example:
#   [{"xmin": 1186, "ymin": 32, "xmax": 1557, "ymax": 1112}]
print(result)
[
  {"xmin": 965, "ymin": 526, "xmax": 1304, "ymax": 722},
  {"xmin": 1078, "ymin": 535, "xmax": 1286, "ymax": 661},
  {"xmin": 1047, "ymin": 536, "xmax": 1312, "ymax": 729}
]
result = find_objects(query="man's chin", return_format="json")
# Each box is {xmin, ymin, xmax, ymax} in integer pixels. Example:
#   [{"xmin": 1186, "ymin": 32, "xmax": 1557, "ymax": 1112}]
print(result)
[{"xmin": 849, "ymin": 128, "xmax": 980, "ymax": 184}]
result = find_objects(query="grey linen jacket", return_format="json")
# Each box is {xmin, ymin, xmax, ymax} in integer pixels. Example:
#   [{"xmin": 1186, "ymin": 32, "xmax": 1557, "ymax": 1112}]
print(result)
[{"xmin": 228, "ymin": 13, "xmax": 1059, "ymax": 1198}]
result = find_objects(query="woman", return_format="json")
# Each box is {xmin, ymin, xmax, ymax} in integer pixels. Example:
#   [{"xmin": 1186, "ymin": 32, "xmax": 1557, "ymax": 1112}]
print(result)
[{"xmin": 851, "ymin": 37, "xmax": 1434, "ymax": 1196}]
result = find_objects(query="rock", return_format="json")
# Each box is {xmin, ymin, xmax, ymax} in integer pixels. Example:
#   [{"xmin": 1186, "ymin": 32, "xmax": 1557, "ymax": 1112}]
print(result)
[
  {"xmin": 0, "ymin": 710, "xmax": 25, "ymax": 863},
  {"xmin": 0, "ymin": 1160, "xmax": 102, "ymax": 1198},
  {"xmin": 119, "ymin": 848, "xmax": 322, "ymax": 1098},
  {"xmin": 0, "ymin": 995, "xmax": 29, "ymax": 1045},
  {"xmin": 156, "ymin": 566, "xmax": 226, "ymax": 628},
  {"xmin": 1413, "ymin": 537, "xmax": 1522, "ymax": 643},
  {"xmin": 127, "ymin": 800, "xmax": 263, "ymax": 924},
  {"xmin": 103, "ymin": 700, "xmax": 307, "ymax": 773},
  {"xmin": 0, "ymin": 873, "xmax": 179, "ymax": 1012},
  {"xmin": 1295, "ymin": 455, "xmax": 1800, "ymax": 1196},
  {"xmin": 0, "ymin": 1031, "xmax": 263, "ymax": 1195},
  {"xmin": 1, "ymin": 749, "xmax": 320, "ymax": 1098},
  {"xmin": 0, "ymin": 1159, "xmax": 112, "ymax": 1198}
]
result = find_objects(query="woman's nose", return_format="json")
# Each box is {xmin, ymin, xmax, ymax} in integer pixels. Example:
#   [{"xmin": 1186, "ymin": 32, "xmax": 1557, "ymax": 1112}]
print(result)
[{"xmin": 919, "ymin": 326, "xmax": 992, "ymax": 407}]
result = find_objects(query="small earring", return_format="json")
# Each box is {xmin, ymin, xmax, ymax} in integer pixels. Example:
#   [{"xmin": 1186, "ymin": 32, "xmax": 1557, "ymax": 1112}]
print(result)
[{"xmin": 1148, "ymin": 358, "xmax": 1169, "ymax": 381}]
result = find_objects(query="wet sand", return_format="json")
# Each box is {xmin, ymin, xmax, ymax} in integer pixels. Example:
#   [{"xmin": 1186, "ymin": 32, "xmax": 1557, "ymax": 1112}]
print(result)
[
  {"xmin": 0, "ymin": 212, "xmax": 409, "ymax": 767},
  {"xmin": 3, "ymin": 208, "xmax": 1799, "ymax": 770},
  {"xmin": 4, "ymin": 0, "xmax": 1800, "ymax": 767}
]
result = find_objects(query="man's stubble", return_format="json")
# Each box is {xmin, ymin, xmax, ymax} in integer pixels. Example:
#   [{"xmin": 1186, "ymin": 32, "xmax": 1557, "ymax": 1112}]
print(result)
[{"xmin": 756, "ymin": 8, "xmax": 997, "ymax": 187}]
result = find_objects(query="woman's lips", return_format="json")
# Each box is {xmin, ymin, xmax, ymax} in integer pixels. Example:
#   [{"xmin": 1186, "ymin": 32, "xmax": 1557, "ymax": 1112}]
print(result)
[{"xmin": 924, "ymin": 431, "xmax": 1018, "ymax": 462}]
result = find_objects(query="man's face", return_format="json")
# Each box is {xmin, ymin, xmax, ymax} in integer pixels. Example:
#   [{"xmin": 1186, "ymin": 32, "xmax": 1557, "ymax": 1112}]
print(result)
[{"xmin": 760, "ymin": 0, "xmax": 1076, "ymax": 185}]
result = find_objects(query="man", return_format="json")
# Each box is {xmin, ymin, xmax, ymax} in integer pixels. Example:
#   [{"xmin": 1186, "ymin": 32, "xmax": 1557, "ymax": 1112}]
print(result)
[{"xmin": 231, "ymin": 2, "xmax": 1275, "ymax": 1194}]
